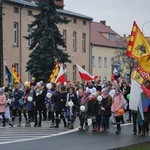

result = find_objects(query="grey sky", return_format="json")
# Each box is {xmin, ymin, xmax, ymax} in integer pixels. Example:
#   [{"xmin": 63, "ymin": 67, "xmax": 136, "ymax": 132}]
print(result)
[{"xmin": 64, "ymin": 0, "xmax": 150, "ymax": 37}]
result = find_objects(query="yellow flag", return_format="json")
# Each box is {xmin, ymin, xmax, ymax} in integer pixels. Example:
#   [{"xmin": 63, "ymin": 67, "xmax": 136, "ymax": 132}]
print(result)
[
  {"xmin": 126, "ymin": 21, "xmax": 150, "ymax": 60},
  {"xmin": 12, "ymin": 65, "xmax": 22, "ymax": 85},
  {"xmin": 138, "ymin": 53, "xmax": 150, "ymax": 73},
  {"xmin": 49, "ymin": 62, "xmax": 59, "ymax": 82},
  {"xmin": 131, "ymin": 70, "xmax": 143, "ymax": 84}
]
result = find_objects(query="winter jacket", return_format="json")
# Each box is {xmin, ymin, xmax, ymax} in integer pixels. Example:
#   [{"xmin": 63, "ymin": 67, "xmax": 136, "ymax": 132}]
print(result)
[
  {"xmin": 0, "ymin": 93, "xmax": 6, "ymax": 113},
  {"xmin": 12, "ymin": 89, "xmax": 24, "ymax": 108},
  {"xmin": 88, "ymin": 99, "xmax": 99, "ymax": 116},
  {"xmin": 100, "ymin": 95, "xmax": 112, "ymax": 116},
  {"xmin": 111, "ymin": 93, "xmax": 124, "ymax": 116},
  {"xmin": 33, "ymin": 89, "xmax": 46, "ymax": 111}
]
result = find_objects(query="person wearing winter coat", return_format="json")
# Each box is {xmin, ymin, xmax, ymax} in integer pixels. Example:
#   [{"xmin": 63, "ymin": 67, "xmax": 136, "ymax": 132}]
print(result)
[
  {"xmin": 9, "ymin": 82, "xmax": 24, "ymax": 127},
  {"xmin": 66, "ymin": 86, "xmax": 77, "ymax": 129},
  {"xmin": 100, "ymin": 88, "xmax": 112, "ymax": 132},
  {"xmin": 33, "ymin": 81, "xmax": 46, "ymax": 127},
  {"xmin": 0, "ymin": 87, "xmax": 6, "ymax": 127},
  {"xmin": 22, "ymin": 81, "xmax": 34, "ymax": 127},
  {"xmin": 111, "ymin": 88, "xmax": 124, "ymax": 134},
  {"xmin": 88, "ymin": 93, "xmax": 99, "ymax": 132},
  {"xmin": 53, "ymin": 85, "xmax": 67, "ymax": 128},
  {"xmin": 45, "ymin": 82, "xmax": 56, "ymax": 128},
  {"xmin": 79, "ymin": 91, "xmax": 90, "ymax": 130}
]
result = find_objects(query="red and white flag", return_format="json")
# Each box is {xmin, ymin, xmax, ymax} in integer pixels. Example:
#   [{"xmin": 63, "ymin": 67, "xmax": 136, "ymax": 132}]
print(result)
[
  {"xmin": 55, "ymin": 64, "xmax": 67, "ymax": 84},
  {"xmin": 111, "ymin": 67, "xmax": 118, "ymax": 82},
  {"xmin": 76, "ymin": 64, "xmax": 98, "ymax": 81}
]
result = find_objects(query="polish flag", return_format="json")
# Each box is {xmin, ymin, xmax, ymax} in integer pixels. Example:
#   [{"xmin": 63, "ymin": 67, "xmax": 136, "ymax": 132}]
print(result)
[
  {"xmin": 76, "ymin": 64, "xmax": 98, "ymax": 81},
  {"xmin": 111, "ymin": 67, "xmax": 118, "ymax": 82},
  {"xmin": 55, "ymin": 64, "xmax": 67, "ymax": 84}
]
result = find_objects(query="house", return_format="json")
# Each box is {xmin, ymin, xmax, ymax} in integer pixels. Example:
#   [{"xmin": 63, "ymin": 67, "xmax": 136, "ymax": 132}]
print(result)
[
  {"xmin": 91, "ymin": 21, "xmax": 127, "ymax": 82},
  {"xmin": 2, "ymin": 0, "xmax": 92, "ymax": 86}
]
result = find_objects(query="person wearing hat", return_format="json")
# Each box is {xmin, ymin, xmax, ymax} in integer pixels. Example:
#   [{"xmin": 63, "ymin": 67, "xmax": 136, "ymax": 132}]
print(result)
[
  {"xmin": 78, "ymin": 91, "xmax": 90, "ymax": 130},
  {"xmin": 22, "ymin": 81, "xmax": 34, "ymax": 127},
  {"xmin": 0, "ymin": 87, "xmax": 6, "ymax": 127},
  {"xmin": 88, "ymin": 92, "xmax": 99, "ymax": 132},
  {"xmin": 9, "ymin": 82, "xmax": 24, "ymax": 127}
]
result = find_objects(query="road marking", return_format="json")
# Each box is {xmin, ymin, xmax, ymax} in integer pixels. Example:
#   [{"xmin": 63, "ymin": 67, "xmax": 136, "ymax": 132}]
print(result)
[
  {"xmin": 112, "ymin": 122, "xmax": 133, "ymax": 127},
  {"xmin": 0, "ymin": 128, "xmax": 79, "ymax": 145}
]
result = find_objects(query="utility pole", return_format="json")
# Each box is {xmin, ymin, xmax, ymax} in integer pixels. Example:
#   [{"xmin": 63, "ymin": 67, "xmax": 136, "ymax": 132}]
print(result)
[{"xmin": 0, "ymin": 0, "xmax": 3, "ymax": 87}]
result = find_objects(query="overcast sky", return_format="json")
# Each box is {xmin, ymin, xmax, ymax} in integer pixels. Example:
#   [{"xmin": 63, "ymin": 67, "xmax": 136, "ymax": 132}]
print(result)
[{"xmin": 64, "ymin": 0, "xmax": 150, "ymax": 37}]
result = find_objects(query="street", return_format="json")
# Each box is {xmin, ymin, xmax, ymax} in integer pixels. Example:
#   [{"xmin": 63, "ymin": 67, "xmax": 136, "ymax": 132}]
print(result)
[{"xmin": 0, "ymin": 118, "xmax": 149, "ymax": 150}]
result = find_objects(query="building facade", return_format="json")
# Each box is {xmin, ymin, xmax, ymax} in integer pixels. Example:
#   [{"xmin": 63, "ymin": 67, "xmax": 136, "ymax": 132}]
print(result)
[
  {"xmin": 2, "ymin": 0, "xmax": 92, "ymax": 85},
  {"xmin": 91, "ymin": 21, "xmax": 127, "ymax": 82}
]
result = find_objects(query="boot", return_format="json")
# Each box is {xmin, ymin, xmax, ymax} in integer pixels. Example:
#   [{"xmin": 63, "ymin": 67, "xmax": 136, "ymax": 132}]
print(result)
[
  {"xmin": 55, "ymin": 119, "xmax": 59, "ymax": 128},
  {"xmin": 69, "ymin": 124, "xmax": 74, "ymax": 129},
  {"xmin": 25, "ymin": 120, "xmax": 31, "ymax": 127},
  {"xmin": 63, "ymin": 119, "xmax": 67, "ymax": 128},
  {"xmin": 38, "ymin": 121, "xmax": 41, "ymax": 127},
  {"xmin": 34, "ymin": 122, "xmax": 38, "ymax": 127},
  {"xmin": 9, "ymin": 121, "xmax": 14, "ymax": 127},
  {"xmin": 17, "ymin": 121, "xmax": 22, "ymax": 127},
  {"xmin": 3, "ymin": 118, "xmax": 6, "ymax": 127}
]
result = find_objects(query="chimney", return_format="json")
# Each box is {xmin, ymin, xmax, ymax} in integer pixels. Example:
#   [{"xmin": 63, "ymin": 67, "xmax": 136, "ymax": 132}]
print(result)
[
  {"xmin": 100, "ymin": 21, "xmax": 106, "ymax": 25},
  {"xmin": 54, "ymin": 0, "xmax": 64, "ymax": 9}
]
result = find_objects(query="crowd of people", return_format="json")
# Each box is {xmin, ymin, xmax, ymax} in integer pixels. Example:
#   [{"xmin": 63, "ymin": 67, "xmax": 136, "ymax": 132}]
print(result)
[{"xmin": 0, "ymin": 75, "xmax": 150, "ymax": 135}]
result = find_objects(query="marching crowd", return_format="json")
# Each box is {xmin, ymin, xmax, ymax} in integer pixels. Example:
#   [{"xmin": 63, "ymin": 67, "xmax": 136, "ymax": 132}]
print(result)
[{"xmin": 0, "ymin": 75, "xmax": 150, "ymax": 135}]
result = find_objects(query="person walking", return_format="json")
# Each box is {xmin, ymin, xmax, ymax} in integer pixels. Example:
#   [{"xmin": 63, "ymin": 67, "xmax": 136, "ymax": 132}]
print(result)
[
  {"xmin": 9, "ymin": 82, "xmax": 24, "ymax": 127},
  {"xmin": 111, "ymin": 88, "xmax": 124, "ymax": 134}
]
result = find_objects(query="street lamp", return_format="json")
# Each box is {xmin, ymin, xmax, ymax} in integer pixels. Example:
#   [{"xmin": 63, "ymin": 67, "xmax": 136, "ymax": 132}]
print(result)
[{"xmin": 142, "ymin": 21, "xmax": 150, "ymax": 35}]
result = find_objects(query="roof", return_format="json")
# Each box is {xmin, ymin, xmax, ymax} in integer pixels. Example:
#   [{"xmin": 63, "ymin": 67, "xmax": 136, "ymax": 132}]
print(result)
[
  {"xmin": 91, "ymin": 21, "xmax": 127, "ymax": 48},
  {"xmin": 57, "ymin": 9, "xmax": 93, "ymax": 20},
  {"xmin": 5, "ymin": 0, "xmax": 92, "ymax": 20}
]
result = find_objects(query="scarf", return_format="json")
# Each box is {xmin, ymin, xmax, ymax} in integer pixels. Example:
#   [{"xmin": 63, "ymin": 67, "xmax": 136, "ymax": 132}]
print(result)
[{"xmin": 81, "ymin": 96, "xmax": 89, "ymax": 104}]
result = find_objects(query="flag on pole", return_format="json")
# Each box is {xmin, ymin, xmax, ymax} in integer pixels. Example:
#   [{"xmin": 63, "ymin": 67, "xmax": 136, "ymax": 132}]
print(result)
[
  {"xmin": 126, "ymin": 21, "xmax": 150, "ymax": 60},
  {"xmin": 137, "ymin": 67, "xmax": 150, "ymax": 79},
  {"xmin": 111, "ymin": 67, "xmax": 118, "ymax": 82},
  {"xmin": 49, "ymin": 62, "xmax": 59, "ymax": 82},
  {"xmin": 4, "ymin": 61, "xmax": 12, "ymax": 87},
  {"xmin": 55, "ymin": 64, "xmax": 67, "ymax": 84},
  {"xmin": 76, "ymin": 64, "xmax": 98, "ymax": 81},
  {"xmin": 138, "ymin": 53, "xmax": 150, "ymax": 73},
  {"xmin": 131, "ymin": 69, "xmax": 144, "ymax": 84},
  {"xmin": 12, "ymin": 64, "xmax": 22, "ymax": 85}
]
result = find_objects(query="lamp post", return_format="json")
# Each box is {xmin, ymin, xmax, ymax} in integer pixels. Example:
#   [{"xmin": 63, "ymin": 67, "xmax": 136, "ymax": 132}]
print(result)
[
  {"xmin": 142, "ymin": 21, "xmax": 150, "ymax": 35},
  {"xmin": 0, "ymin": 1, "xmax": 3, "ymax": 87}
]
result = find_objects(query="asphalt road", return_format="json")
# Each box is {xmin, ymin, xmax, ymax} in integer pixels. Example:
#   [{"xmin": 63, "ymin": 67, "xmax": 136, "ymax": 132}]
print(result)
[{"xmin": 0, "ymin": 120, "xmax": 149, "ymax": 150}]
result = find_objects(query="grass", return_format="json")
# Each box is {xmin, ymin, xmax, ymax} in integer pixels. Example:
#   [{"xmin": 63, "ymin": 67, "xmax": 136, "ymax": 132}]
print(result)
[{"xmin": 112, "ymin": 142, "xmax": 150, "ymax": 150}]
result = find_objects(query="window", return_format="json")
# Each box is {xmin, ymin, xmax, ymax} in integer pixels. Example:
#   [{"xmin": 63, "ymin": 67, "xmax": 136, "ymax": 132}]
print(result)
[
  {"xmin": 83, "ymin": 20, "xmax": 86, "ymax": 25},
  {"xmin": 63, "ymin": 30, "xmax": 67, "ymax": 50},
  {"xmin": 82, "ymin": 33, "xmax": 86, "ymax": 52},
  {"xmin": 14, "ymin": 63, "xmax": 19, "ymax": 72},
  {"xmin": 98, "ymin": 57, "xmax": 102, "ymax": 67},
  {"xmin": 73, "ymin": 31, "xmax": 77, "ymax": 51},
  {"xmin": 92, "ymin": 56, "xmax": 95, "ymax": 67},
  {"xmin": 73, "ymin": 65, "xmax": 76, "ymax": 82},
  {"xmin": 14, "ymin": 7, "xmax": 19, "ymax": 13},
  {"xmin": 104, "ymin": 57, "xmax": 107, "ymax": 67},
  {"xmin": 82, "ymin": 65, "xmax": 85, "ymax": 70},
  {"xmin": 63, "ymin": 17, "xmax": 67, "ymax": 20},
  {"xmin": 63, "ymin": 64, "xmax": 67, "ymax": 74},
  {"xmin": 73, "ymin": 19, "xmax": 77, "ymax": 24},
  {"xmin": 28, "ymin": 10, "xmax": 32, "ymax": 16},
  {"xmin": 109, "ymin": 34, "xmax": 116, "ymax": 41},
  {"xmin": 13, "ymin": 22, "xmax": 19, "ymax": 46},
  {"xmin": 27, "ymin": 24, "xmax": 32, "ymax": 47}
]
